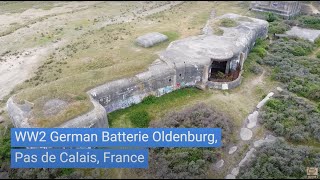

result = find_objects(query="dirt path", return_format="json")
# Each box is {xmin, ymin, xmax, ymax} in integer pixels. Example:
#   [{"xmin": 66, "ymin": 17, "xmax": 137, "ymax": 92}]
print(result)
[
  {"xmin": 251, "ymin": 69, "xmax": 265, "ymax": 86},
  {"xmin": 205, "ymin": 68, "xmax": 278, "ymax": 178}
]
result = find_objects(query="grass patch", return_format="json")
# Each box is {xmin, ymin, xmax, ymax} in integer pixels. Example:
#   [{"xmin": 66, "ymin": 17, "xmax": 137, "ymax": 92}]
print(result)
[
  {"xmin": 13, "ymin": 1, "xmax": 215, "ymax": 127},
  {"xmin": 129, "ymin": 110, "xmax": 151, "ymax": 128},
  {"xmin": 161, "ymin": 31, "xmax": 180, "ymax": 42},
  {"xmin": 108, "ymin": 88, "xmax": 208, "ymax": 128},
  {"xmin": 212, "ymin": 26, "xmax": 224, "ymax": 36},
  {"xmin": 0, "ymin": 1, "xmax": 56, "ymax": 14},
  {"xmin": 217, "ymin": 18, "xmax": 238, "ymax": 27}
]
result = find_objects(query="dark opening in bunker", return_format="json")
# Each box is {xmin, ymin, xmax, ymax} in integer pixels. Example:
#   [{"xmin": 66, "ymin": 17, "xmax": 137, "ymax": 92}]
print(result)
[
  {"xmin": 209, "ymin": 61, "xmax": 227, "ymax": 81},
  {"xmin": 208, "ymin": 59, "xmax": 241, "ymax": 82}
]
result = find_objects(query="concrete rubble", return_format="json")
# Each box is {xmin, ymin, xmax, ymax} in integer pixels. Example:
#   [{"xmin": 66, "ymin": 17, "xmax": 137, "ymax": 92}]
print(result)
[{"xmin": 136, "ymin": 32, "xmax": 168, "ymax": 48}]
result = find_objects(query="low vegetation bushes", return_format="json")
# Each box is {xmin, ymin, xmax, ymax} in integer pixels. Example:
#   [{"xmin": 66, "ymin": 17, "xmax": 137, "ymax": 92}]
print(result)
[
  {"xmin": 238, "ymin": 139, "xmax": 320, "ymax": 179},
  {"xmin": 259, "ymin": 93, "xmax": 320, "ymax": 142},
  {"xmin": 316, "ymin": 51, "xmax": 320, "ymax": 59},
  {"xmin": 262, "ymin": 38, "xmax": 319, "ymax": 101},
  {"xmin": 141, "ymin": 103, "xmax": 234, "ymax": 179},
  {"xmin": 315, "ymin": 37, "xmax": 320, "ymax": 47},
  {"xmin": 268, "ymin": 21, "xmax": 290, "ymax": 34},
  {"xmin": 296, "ymin": 14, "xmax": 320, "ymax": 30}
]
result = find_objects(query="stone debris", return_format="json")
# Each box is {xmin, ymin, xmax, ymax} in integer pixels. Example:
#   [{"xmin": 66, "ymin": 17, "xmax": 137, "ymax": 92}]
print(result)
[
  {"xmin": 247, "ymin": 111, "xmax": 258, "ymax": 129},
  {"xmin": 239, "ymin": 148, "xmax": 256, "ymax": 167},
  {"xmin": 136, "ymin": 32, "xmax": 168, "ymax": 48},
  {"xmin": 286, "ymin": 26, "xmax": 320, "ymax": 42},
  {"xmin": 228, "ymin": 146, "xmax": 238, "ymax": 154},
  {"xmin": 254, "ymin": 135, "xmax": 277, "ymax": 148},
  {"xmin": 0, "ymin": 116, "xmax": 4, "ymax": 124},
  {"xmin": 276, "ymin": 87, "xmax": 283, "ymax": 92},
  {"xmin": 225, "ymin": 174, "xmax": 236, "ymax": 179},
  {"xmin": 256, "ymin": 92, "xmax": 274, "ymax": 109},
  {"xmin": 215, "ymin": 159, "xmax": 224, "ymax": 168},
  {"xmin": 240, "ymin": 128, "xmax": 253, "ymax": 141},
  {"xmin": 231, "ymin": 167, "xmax": 239, "ymax": 176}
]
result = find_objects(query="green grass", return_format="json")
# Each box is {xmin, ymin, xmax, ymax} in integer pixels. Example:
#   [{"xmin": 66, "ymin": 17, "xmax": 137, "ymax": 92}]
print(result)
[
  {"xmin": 217, "ymin": 18, "xmax": 238, "ymax": 27},
  {"xmin": 108, "ymin": 88, "xmax": 209, "ymax": 128},
  {"xmin": 161, "ymin": 31, "xmax": 180, "ymax": 42}
]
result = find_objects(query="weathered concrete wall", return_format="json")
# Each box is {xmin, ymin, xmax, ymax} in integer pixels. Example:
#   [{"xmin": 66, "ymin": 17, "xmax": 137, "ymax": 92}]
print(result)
[
  {"xmin": 207, "ymin": 72, "xmax": 243, "ymax": 90},
  {"xmin": 7, "ymin": 95, "xmax": 108, "ymax": 128},
  {"xmin": 251, "ymin": 1, "xmax": 301, "ymax": 19},
  {"xmin": 89, "ymin": 58, "xmax": 203, "ymax": 113},
  {"xmin": 7, "ymin": 97, "xmax": 32, "ymax": 128}
]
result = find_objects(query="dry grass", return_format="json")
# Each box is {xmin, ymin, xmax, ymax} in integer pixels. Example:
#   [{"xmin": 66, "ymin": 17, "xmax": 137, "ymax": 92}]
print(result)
[{"xmin": 13, "ymin": 1, "xmax": 216, "ymax": 127}]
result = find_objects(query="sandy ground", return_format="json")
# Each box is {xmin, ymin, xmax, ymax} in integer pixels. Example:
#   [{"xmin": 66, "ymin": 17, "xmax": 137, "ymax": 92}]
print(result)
[
  {"xmin": 0, "ymin": 2, "xmax": 101, "ymax": 32},
  {"xmin": 0, "ymin": 1, "xmax": 183, "ymax": 101},
  {"xmin": 308, "ymin": 3, "xmax": 320, "ymax": 14},
  {"xmin": 0, "ymin": 40, "xmax": 66, "ymax": 100}
]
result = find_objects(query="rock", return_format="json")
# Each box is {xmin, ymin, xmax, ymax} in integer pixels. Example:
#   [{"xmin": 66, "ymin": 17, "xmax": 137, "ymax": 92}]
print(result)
[
  {"xmin": 276, "ymin": 87, "xmax": 283, "ymax": 92},
  {"xmin": 253, "ymin": 139, "xmax": 265, "ymax": 148},
  {"xmin": 247, "ymin": 111, "xmax": 259, "ymax": 129},
  {"xmin": 225, "ymin": 174, "xmax": 236, "ymax": 179},
  {"xmin": 215, "ymin": 159, "xmax": 224, "ymax": 168},
  {"xmin": 266, "ymin": 134, "xmax": 276, "ymax": 141},
  {"xmin": 228, "ymin": 146, "xmax": 238, "ymax": 154},
  {"xmin": 256, "ymin": 92, "xmax": 274, "ymax": 109},
  {"xmin": 239, "ymin": 148, "xmax": 256, "ymax": 167},
  {"xmin": 254, "ymin": 135, "xmax": 277, "ymax": 148},
  {"xmin": 0, "ymin": 116, "xmax": 4, "ymax": 124},
  {"xmin": 286, "ymin": 26, "xmax": 320, "ymax": 42},
  {"xmin": 231, "ymin": 167, "xmax": 239, "ymax": 176},
  {"xmin": 136, "ymin": 32, "xmax": 168, "ymax": 48},
  {"xmin": 240, "ymin": 128, "xmax": 253, "ymax": 141}
]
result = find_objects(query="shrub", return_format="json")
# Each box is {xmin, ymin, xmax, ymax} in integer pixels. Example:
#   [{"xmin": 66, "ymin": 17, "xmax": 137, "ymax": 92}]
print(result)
[
  {"xmin": 260, "ymin": 93, "xmax": 320, "ymax": 142},
  {"xmin": 261, "ymin": 38, "xmax": 319, "ymax": 102},
  {"xmin": 316, "ymin": 51, "xmax": 320, "ymax": 59},
  {"xmin": 268, "ymin": 21, "xmax": 290, "ymax": 34},
  {"xmin": 266, "ymin": 12, "xmax": 277, "ymax": 22},
  {"xmin": 238, "ymin": 140, "xmax": 320, "ymax": 179},
  {"xmin": 129, "ymin": 110, "xmax": 151, "ymax": 128},
  {"xmin": 252, "ymin": 47, "xmax": 267, "ymax": 58},
  {"xmin": 297, "ymin": 15, "xmax": 320, "ymax": 30},
  {"xmin": 315, "ymin": 37, "xmax": 320, "ymax": 47},
  {"xmin": 141, "ymin": 103, "xmax": 234, "ymax": 179},
  {"xmin": 292, "ymin": 46, "xmax": 308, "ymax": 56},
  {"xmin": 249, "ymin": 64, "xmax": 263, "ymax": 74}
]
